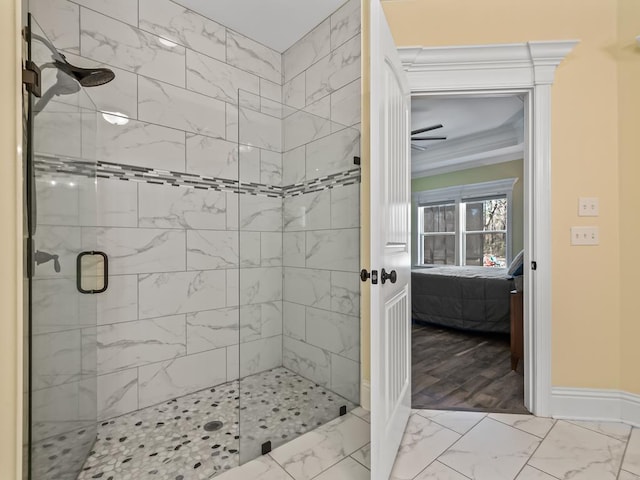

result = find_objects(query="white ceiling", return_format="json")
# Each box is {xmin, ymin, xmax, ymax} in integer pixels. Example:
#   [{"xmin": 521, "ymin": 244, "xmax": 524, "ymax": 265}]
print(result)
[
  {"xmin": 412, "ymin": 95, "xmax": 524, "ymax": 146},
  {"xmin": 411, "ymin": 95, "xmax": 525, "ymax": 177},
  {"xmin": 173, "ymin": 0, "xmax": 347, "ymax": 52}
]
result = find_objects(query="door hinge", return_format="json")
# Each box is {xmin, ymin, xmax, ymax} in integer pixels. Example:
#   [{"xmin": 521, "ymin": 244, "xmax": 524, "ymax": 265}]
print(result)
[
  {"xmin": 531, "ymin": 261, "xmax": 537, "ymax": 271},
  {"xmin": 22, "ymin": 60, "xmax": 41, "ymax": 98}
]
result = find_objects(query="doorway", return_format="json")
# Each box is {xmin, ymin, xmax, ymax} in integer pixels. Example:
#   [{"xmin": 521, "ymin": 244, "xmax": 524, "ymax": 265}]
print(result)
[
  {"xmin": 391, "ymin": 40, "xmax": 578, "ymax": 424},
  {"xmin": 409, "ymin": 93, "xmax": 528, "ymax": 414}
]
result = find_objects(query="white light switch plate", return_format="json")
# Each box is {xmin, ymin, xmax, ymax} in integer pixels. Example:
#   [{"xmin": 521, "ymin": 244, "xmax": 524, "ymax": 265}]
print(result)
[
  {"xmin": 571, "ymin": 226, "xmax": 599, "ymax": 245},
  {"xmin": 578, "ymin": 197, "xmax": 599, "ymax": 216}
]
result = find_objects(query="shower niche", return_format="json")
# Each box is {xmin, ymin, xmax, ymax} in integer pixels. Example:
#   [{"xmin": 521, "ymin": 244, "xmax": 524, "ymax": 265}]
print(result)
[{"xmin": 26, "ymin": 0, "xmax": 362, "ymax": 478}]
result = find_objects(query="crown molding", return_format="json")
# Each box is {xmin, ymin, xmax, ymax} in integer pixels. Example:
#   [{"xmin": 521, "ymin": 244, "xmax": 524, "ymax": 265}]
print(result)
[
  {"xmin": 412, "ymin": 144, "xmax": 524, "ymax": 178},
  {"xmin": 399, "ymin": 40, "xmax": 579, "ymax": 90},
  {"xmin": 413, "ymin": 177, "xmax": 518, "ymax": 204},
  {"xmin": 412, "ymin": 121, "xmax": 522, "ymax": 168}
]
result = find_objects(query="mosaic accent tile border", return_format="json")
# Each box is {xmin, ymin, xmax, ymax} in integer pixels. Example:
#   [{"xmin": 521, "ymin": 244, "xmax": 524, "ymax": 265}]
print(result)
[{"xmin": 34, "ymin": 155, "xmax": 361, "ymax": 198}]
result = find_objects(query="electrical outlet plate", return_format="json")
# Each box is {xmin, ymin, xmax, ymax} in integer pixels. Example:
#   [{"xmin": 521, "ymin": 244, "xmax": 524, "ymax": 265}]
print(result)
[
  {"xmin": 571, "ymin": 226, "xmax": 599, "ymax": 245},
  {"xmin": 578, "ymin": 197, "xmax": 599, "ymax": 217}
]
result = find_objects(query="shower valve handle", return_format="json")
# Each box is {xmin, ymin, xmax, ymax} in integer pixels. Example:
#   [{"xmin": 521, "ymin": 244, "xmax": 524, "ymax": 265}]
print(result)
[{"xmin": 34, "ymin": 250, "xmax": 61, "ymax": 273}]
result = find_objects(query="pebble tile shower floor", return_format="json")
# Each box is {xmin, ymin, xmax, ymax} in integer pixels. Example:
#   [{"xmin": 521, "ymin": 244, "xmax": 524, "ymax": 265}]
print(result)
[{"xmin": 76, "ymin": 367, "xmax": 355, "ymax": 480}]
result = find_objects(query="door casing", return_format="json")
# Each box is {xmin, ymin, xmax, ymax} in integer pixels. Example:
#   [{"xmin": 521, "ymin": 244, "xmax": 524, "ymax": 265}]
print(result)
[{"xmin": 397, "ymin": 41, "xmax": 578, "ymax": 416}]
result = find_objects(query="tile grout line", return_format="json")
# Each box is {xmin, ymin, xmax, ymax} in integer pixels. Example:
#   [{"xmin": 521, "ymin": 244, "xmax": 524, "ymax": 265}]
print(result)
[
  {"xmin": 511, "ymin": 417, "xmax": 559, "ymax": 479},
  {"xmin": 411, "ymin": 459, "xmax": 472, "ymax": 480},
  {"xmin": 616, "ymin": 429, "xmax": 635, "ymax": 479},
  {"xmin": 525, "ymin": 464, "xmax": 562, "ymax": 479},
  {"xmin": 348, "ymin": 444, "xmax": 371, "ymax": 471},
  {"xmin": 399, "ymin": 412, "xmax": 472, "ymax": 479},
  {"xmin": 487, "ymin": 414, "xmax": 554, "ymax": 439},
  {"xmin": 413, "ymin": 409, "xmax": 487, "ymax": 435},
  {"xmin": 565, "ymin": 419, "xmax": 634, "ymax": 443},
  {"xmin": 308, "ymin": 416, "xmax": 370, "ymax": 480},
  {"xmin": 430, "ymin": 415, "xmax": 496, "ymax": 467}
]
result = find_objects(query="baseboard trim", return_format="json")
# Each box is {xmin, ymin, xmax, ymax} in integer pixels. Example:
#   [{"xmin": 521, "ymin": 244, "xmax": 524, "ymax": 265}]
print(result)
[
  {"xmin": 551, "ymin": 387, "xmax": 640, "ymax": 427},
  {"xmin": 361, "ymin": 380, "xmax": 371, "ymax": 410}
]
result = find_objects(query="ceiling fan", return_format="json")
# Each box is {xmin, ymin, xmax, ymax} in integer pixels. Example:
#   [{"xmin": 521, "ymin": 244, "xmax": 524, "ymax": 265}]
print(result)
[{"xmin": 411, "ymin": 124, "xmax": 447, "ymax": 151}]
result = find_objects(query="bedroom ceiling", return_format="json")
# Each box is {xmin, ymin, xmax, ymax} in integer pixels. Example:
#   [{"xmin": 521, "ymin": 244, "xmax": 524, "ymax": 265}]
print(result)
[
  {"xmin": 411, "ymin": 95, "xmax": 525, "ymax": 178},
  {"xmin": 172, "ymin": 0, "xmax": 347, "ymax": 52}
]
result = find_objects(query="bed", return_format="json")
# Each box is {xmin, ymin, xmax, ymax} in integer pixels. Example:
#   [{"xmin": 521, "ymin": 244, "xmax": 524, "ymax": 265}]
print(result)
[{"xmin": 411, "ymin": 265, "xmax": 515, "ymax": 334}]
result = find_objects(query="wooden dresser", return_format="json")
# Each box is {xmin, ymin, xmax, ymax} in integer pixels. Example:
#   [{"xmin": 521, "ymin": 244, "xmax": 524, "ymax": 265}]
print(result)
[{"xmin": 510, "ymin": 290, "xmax": 524, "ymax": 371}]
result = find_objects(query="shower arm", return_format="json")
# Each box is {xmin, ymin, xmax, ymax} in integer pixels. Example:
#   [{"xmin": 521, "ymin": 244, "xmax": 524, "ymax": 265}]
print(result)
[{"xmin": 30, "ymin": 32, "xmax": 66, "ymax": 64}]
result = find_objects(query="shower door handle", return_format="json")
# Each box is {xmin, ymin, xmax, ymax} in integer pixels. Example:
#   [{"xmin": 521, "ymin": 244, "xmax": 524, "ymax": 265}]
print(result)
[{"xmin": 76, "ymin": 251, "xmax": 108, "ymax": 294}]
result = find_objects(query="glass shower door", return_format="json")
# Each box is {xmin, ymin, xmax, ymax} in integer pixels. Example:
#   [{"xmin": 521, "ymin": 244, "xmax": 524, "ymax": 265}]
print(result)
[
  {"xmin": 26, "ymin": 16, "xmax": 100, "ymax": 480},
  {"xmin": 237, "ymin": 90, "xmax": 362, "ymax": 464}
]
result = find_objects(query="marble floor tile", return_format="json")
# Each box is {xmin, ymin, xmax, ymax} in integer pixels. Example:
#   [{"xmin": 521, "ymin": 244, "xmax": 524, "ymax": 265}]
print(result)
[
  {"xmin": 351, "ymin": 407, "xmax": 371, "ymax": 423},
  {"xmin": 269, "ymin": 413, "xmax": 370, "ymax": 480},
  {"xmin": 622, "ymin": 428, "xmax": 640, "ymax": 476},
  {"xmin": 439, "ymin": 417, "xmax": 540, "ymax": 480},
  {"xmin": 415, "ymin": 409, "xmax": 486, "ymax": 435},
  {"xmin": 313, "ymin": 456, "xmax": 370, "ymax": 480},
  {"xmin": 413, "ymin": 461, "xmax": 469, "ymax": 480},
  {"xmin": 515, "ymin": 465, "xmax": 558, "ymax": 479},
  {"xmin": 215, "ymin": 455, "xmax": 291, "ymax": 480},
  {"xmin": 44, "ymin": 399, "xmax": 640, "ymax": 480},
  {"xmin": 528, "ymin": 420, "xmax": 626, "ymax": 480},
  {"xmin": 620, "ymin": 470, "xmax": 640, "ymax": 480},
  {"xmin": 390, "ymin": 413, "xmax": 460, "ymax": 480},
  {"xmin": 567, "ymin": 419, "xmax": 632, "ymax": 442},
  {"xmin": 489, "ymin": 413, "xmax": 556, "ymax": 438},
  {"xmin": 351, "ymin": 443, "xmax": 371, "ymax": 469}
]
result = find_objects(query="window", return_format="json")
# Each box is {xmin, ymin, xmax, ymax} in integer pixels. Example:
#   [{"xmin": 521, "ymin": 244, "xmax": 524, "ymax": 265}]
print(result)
[
  {"xmin": 462, "ymin": 196, "xmax": 508, "ymax": 267},
  {"xmin": 421, "ymin": 203, "xmax": 456, "ymax": 265},
  {"xmin": 415, "ymin": 179, "xmax": 516, "ymax": 268}
]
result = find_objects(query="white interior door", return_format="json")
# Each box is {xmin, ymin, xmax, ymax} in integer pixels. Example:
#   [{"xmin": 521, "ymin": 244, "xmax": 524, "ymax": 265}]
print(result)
[{"xmin": 369, "ymin": 1, "xmax": 412, "ymax": 479}]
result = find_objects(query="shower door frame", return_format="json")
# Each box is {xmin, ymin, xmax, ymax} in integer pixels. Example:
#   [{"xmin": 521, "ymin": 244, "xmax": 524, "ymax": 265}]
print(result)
[{"xmin": 21, "ymin": 11, "xmax": 103, "ymax": 479}]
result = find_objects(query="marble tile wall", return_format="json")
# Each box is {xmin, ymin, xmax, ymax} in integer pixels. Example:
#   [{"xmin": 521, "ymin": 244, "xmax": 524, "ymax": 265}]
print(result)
[
  {"xmin": 30, "ymin": 0, "xmax": 361, "ymax": 428},
  {"xmin": 29, "ymin": 0, "xmax": 285, "ymax": 423},
  {"xmin": 281, "ymin": 0, "xmax": 362, "ymax": 404}
]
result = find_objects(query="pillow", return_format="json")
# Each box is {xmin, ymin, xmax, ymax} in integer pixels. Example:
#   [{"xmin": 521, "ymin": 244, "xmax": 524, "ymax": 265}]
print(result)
[{"xmin": 508, "ymin": 249, "xmax": 525, "ymax": 277}]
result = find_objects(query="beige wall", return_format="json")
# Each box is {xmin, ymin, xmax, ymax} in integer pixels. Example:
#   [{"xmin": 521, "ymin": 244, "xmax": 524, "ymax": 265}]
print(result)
[
  {"xmin": 618, "ymin": 0, "xmax": 640, "ymax": 394},
  {"xmin": 381, "ymin": 0, "xmax": 634, "ymax": 392},
  {"xmin": 360, "ymin": 0, "xmax": 371, "ymax": 388},
  {"xmin": 1, "ymin": 0, "xmax": 22, "ymax": 477}
]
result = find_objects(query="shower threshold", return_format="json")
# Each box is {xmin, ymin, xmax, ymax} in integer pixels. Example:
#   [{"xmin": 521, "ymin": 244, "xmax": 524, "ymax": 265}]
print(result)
[{"xmin": 77, "ymin": 367, "xmax": 355, "ymax": 480}]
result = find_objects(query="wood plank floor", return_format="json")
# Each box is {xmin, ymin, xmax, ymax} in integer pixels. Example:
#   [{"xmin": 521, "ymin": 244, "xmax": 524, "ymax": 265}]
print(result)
[{"xmin": 411, "ymin": 322, "xmax": 528, "ymax": 414}]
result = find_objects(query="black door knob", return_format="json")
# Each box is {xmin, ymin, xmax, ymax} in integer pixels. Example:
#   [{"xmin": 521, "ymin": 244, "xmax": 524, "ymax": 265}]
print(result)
[
  {"xmin": 360, "ymin": 269, "xmax": 379, "ymax": 284},
  {"xmin": 381, "ymin": 268, "xmax": 397, "ymax": 284}
]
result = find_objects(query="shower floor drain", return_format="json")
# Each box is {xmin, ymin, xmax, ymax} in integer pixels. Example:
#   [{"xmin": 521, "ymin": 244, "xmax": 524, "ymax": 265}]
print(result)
[{"xmin": 203, "ymin": 421, "xmax": 223, "ymax": 432}]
